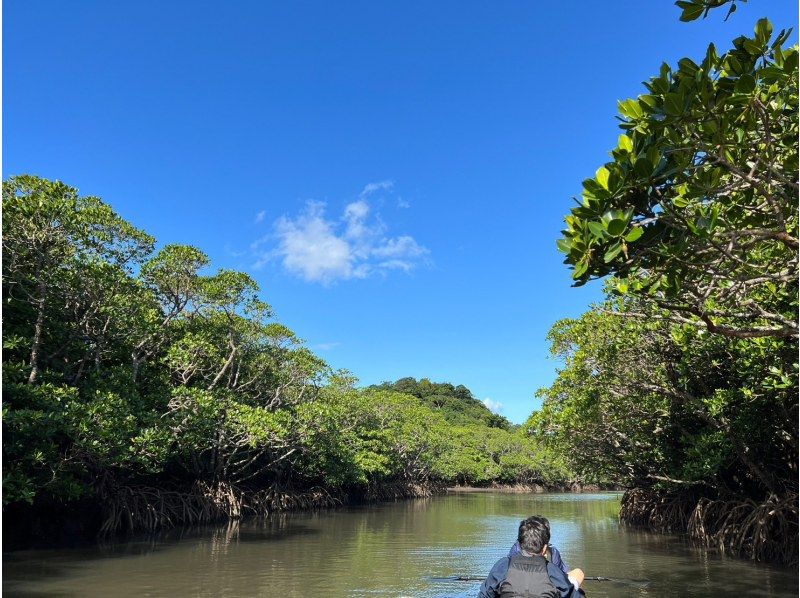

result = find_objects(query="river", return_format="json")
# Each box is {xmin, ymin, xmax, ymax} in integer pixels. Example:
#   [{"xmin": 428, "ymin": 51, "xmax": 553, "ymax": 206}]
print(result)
[{"xmin": 3, "ymin": 491, "xmax": 797, "ymax": 597}]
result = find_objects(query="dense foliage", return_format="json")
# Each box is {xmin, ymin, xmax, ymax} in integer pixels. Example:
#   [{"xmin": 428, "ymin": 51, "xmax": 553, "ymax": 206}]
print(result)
[
  {"xmin": 2, "ymin": 176, "xmax": 568, "ymax": 529},
  {"xmin": 536, "ymin": 12, "xmax": 798, "ymax": 563},
  {"xmin": 559, "ymin": 19, "xmax": 797, "ymax": 340},
  {"xmin": 371, "ymin": 378, "xmax": 567, "ymax": 486},
  {"xmin": 370, "ymin": 377, "xmax": 512, "ymax": 429},
  {"xmin": 529, "ymin": 302, "xmax": 796, "ymax": 495}
]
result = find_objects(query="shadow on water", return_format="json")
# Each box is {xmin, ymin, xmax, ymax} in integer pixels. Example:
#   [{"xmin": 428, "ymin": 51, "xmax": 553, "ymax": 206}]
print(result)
[
  {"xmin": 3, "ymin": 519, "xmax": 323, "ymax": 596},
  {"xmin": 3, "ymin": 492, "xmax": 797, "ymax": 597}
]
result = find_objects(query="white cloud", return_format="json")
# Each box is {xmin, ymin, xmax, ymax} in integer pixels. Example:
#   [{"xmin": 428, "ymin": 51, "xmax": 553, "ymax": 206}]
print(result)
[
  {"xmin": 254, "ymin": 210, "xmax": 266, "ymax": 224},
  {"xmin": 271, "ymin": 202, "xmax": 354, "ymax": 283},
  {"xmin": 361, "ymin": 180, "xmax": 394, "ymax": 197},
  {"xmin": 482, "ymin": 398, "xmax": 504, "ymax": 414},
  {"xmin": 256, "ymin": 188, "xmax": 429, "ymax": 285},
  {"xmin": 371, "ymin": 235, "xmax": 426, "ymax": 259},
  {"xmin": 344, "ymin": 199, "xmax": 375, "ymax": 245},
  {"xmin": 397, "ymin": 198, "xmax": 411, "ymax": 209}
]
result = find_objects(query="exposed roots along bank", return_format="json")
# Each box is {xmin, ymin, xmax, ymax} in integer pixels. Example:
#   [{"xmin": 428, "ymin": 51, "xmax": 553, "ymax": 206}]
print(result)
[
  {"xmin": 362, "ymin": 480, "xmax": 445, "ymax": 501},
  {"xmin": 100, "ymin": 480, "xmax": 441, "ymax": 534},
  {"xmin": 447, "ymin": 482, "xmax": 605, "ymax": 493},
  {"xmin": 100, "ymin": 482, "xmax": 343, "ymax": 534},
  {"xmin": 620, "ymin": 488, "xmax": 799, "ymax": 565}
]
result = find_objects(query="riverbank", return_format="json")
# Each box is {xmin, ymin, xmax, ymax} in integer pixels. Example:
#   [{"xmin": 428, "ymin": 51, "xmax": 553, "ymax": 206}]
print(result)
[
  {"xmin": 447, "ymin": 482, "xmax": 610, "ymax": 493},
  {"xmin": 620, "ymin": 488, "xmax": 799, "ymax": 566},
  {"xmin": 7, "ymin": 479, "xmax": 601, "ymax": 551},
  {"xmin": 3, "ymin": 479, "xmax": 450, "ymax": 551},
  {"xmin": 7, "ymin": 479, "xmax": 613, "ymax": 551}
]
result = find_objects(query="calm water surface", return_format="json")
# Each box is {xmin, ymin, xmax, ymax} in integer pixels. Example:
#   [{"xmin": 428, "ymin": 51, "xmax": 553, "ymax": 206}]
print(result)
[{"xmin": 3, "ymin": 492, "xmax": 797, "ymax": 597}]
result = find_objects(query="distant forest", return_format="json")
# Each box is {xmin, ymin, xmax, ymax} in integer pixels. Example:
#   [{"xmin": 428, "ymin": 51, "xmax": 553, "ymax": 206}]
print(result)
[{"xmin": 370, "ymin": 378, "xmax": 514, "ymax": 430}]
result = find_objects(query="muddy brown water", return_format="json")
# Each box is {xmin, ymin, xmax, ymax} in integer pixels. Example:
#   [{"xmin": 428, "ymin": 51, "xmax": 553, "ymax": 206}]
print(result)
[{"xmin": 3, "ymin": 491, "xmax": 797, "ymax": 597}]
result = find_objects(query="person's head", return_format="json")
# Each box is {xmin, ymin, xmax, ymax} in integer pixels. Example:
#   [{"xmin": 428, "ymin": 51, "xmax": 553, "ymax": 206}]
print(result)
[
  {"xmin": 539, "ymin": 517, "xmax": 551, "ymax": 533},
  {"xmin": 517, "ymin": 516, "xmax": 551, "ymax": 555}
]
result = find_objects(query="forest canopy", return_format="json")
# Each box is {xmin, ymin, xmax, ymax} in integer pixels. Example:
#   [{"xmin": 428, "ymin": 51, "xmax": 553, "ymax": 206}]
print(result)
[
  {"xmin": 533, "ymin": 14, "xmax": 798, "ymax": 564},
  {"xmin": 370, "ymin": 377, "xmax": 512, "ymax": 429},
  {"xmin": 1, "ymin": 175, "xmax": 570, "ymax": 536}
]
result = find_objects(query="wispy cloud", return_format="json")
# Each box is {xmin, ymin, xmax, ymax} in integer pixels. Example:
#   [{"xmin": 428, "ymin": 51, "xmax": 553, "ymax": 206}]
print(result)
[
  {"xmin": 253, "ymin": 183, "xmax": 429, "ymax": 285},
  {"xmin": 254, "ymin": 210, "xmax": 266, "ymax": 224},
  {"xmin": 360, "ymin": 180, "xmax": 394, "ymax": 197},
  {"xmin": 397, "ymin": 198, "xmax": 411, "ymax": 209},
  {"xmin": 482, "ymin": 398, "xmax": 504, "ymax": 414}
]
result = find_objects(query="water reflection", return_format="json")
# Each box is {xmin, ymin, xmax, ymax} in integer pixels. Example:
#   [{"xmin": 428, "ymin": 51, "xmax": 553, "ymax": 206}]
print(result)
[{"xmin": 3, "ymin": 492, "xmax": 797, "ymax": 597}]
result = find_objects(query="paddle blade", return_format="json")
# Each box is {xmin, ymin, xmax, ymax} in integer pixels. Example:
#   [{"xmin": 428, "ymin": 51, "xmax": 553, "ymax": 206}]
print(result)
[{"xmin": 586, "ymin": 576, "xmax": 651, "ymax": 587}]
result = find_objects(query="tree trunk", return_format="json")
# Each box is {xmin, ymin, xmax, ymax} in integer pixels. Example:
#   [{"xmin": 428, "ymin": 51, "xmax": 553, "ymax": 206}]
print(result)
[{"xmin": 27, "ymin": 280, "xmax": 47, "ymax": 384}]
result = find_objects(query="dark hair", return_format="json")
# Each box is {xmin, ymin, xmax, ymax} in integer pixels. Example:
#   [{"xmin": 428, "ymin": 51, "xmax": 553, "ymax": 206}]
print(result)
[
  {"xmin": 539, "ymin": 517, "xmax": 551, "ymax": 532},
  {"xmin": 518, "ymin": 516, "xmax": 551, "ymax": 554}
]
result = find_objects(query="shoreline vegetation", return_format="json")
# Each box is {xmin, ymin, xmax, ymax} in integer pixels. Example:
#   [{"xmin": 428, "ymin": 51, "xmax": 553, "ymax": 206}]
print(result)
[
  {"xmin": 620, "ymin": 488, "xmax": 798, "ymax": 565},
  {"xmin": 5, "ymin": 478, "xmax": 610, "ymax": 550},
  {"xmin": 446, "ymin": 483, "xmax": 612, "ymax": 493},
  {"xmin": 2, "ymin": 178, "xmax": 573, "ymax": 548},
  {"xmin": 529, "ymin": 5, "xmax": 798, "ymax": 567}
]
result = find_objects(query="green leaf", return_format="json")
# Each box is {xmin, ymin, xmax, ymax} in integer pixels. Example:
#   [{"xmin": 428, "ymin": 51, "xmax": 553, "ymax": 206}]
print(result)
[
  {"xmin": 678, "ymin": 58, "xmax": 700, "ymax": 75},
  {"xmin": 588, "ymin": 221, "xmax": 607, "ymax": 239},
  {"xmin": 618, "ymin": 99, "xmax": 644, "ymax": 119},
  {"xmin": 618, "ymin": 134, "xmax": 634, "ymax": 153},
  {"xmin": 735, "ymin": 74, "xmax": 756, "ymax": 93},
  {"xmin": 650, "ymin": 77, "xmax": 670, "ymax": 94},
  {"xmin": 607, "ymin": 219, "xmax": 627, "ymax": 237},
  {"xmin": 664, "ymin": 93, "xmax": 684, "ymax": 116},
  {"xmin": 677, "ymin": 1, "xmax": 704, "ymax": 22},
  {"xmin": 784, "ymin": 50, "xmax": 799, "ymax": 74},
  {"xmin": 772, "ymin": 28, "xmax": 792, "ymax": 50},
  {"xmin": 755, "ymin": 18, "xmax": 774, "ymax": 43},
  {"xmin": 742, "ymin": 39, "xmax": 764, "ymax": 56},
  {"xmin": 604, "ymin": 242, "xmax": 623, "ymax": 263},
  {"xmin": 625, "ymin": 227, "xmax": 644, "ymax": 242},
  {"xmin": 638, "ymin": 94, "xmax": 658, "ymax": 108},
  {"xmin": 709, "ymin": 204, "xmax": 720, "ymax": 231},
  {"xmin": 704, "ymin": 43, "xmax": 719, "ymax": 67},
  {"xmin": 634, "ymin": 158, "xmax": 654, "ymax": 178},
  {"xmin": 595, "ymin": 167, "xmax": 611, "ymax": 190},
  {"xmin": 582, "ymin": 178, "xmax": 611, "ymax": 200},
  {"xmin": 726, "ymin": 55, "xmax": 743, "ymax": 75},
  {"xmin": 673, "ymin": 195, "xmax": 689, "ymax": 208},
  {"xmin": 572, "ymin": 260, "xmax": 589, "ymax": 279},
  {"xmin": 556, "ymin": 238, "xmax": 572, "ymax": 254}
]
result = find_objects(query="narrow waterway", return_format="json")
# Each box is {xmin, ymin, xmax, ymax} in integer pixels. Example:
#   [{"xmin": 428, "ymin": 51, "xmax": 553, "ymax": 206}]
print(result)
[{"xmin": 3, "ymin": 492, "xmax": 797, "ymax": 597}]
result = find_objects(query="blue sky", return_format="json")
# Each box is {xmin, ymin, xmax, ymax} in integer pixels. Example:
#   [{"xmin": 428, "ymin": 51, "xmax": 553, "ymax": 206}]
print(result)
[{"xmin": 4, "ymin": 1, "xmax": 796, "ymax": 423}]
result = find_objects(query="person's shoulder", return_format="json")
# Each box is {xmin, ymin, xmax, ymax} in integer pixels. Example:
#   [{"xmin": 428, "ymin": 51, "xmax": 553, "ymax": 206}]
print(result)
[
  {"xmin": 493, "ymin": 554, "xmax": 511, "ymax": 568},
  {"xmin": 490, "ymin": 554, "xmax": 511, "ymax": 576},
  {"xmin": 480, "ymin": 554, "xmax": 511, "ymax": 592},
  {"xmin": 548, "ymin": 545, "xmax": 567, "ymax": 568}
]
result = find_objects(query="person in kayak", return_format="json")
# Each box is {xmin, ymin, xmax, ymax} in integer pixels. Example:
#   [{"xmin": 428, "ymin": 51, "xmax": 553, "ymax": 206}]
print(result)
[
  {"xmin": 478, "ymin": 516, "xmax": 585, "ymax": 597},
  {"xmin": 507, "ymin": 516, "xmax": 569, "ymax": 576}
]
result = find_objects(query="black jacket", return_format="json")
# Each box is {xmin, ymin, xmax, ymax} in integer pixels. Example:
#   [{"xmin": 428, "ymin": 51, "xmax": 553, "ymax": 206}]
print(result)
[{"xmin": 477, "ymin": 553, "xmax": 583, "ymax": 598}]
